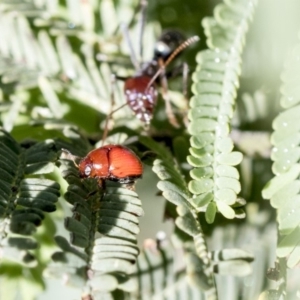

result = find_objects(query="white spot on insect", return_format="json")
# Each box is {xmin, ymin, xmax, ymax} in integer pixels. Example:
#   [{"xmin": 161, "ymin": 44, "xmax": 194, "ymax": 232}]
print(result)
[{"xmin": 85, "ymin": 165, "xmax": 92, "ymax": 176}]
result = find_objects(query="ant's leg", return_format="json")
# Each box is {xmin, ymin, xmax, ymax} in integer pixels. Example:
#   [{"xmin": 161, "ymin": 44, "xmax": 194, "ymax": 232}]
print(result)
[
  {"xmin": 120, "ymin": 23, "xmax": 140, "ymax": 72},
  {"xmin": 158, "ymin": 59, "xmax": 180, "ymax": 128},
  {"xmin": 102, "ymin": 74, "xmax": 127, "ymax": 145},
  {"xmin": 138, "ymin": 0, "xmax": 148, "ymax": 61},
  {"xmin": 114, "ymin": 75, "xmax": 129, "ymax": 81},
  {"xmin": 121, "ymin": 0, "xmax": 147, "ymax": 73},
  {"xmin": 146, "ymin": 36, "xmax": 199, "ymax": 89},
  {"xmin": 163, "ymin": 63, "xmax": 190, "ymax": 126},
  {"xmin": 165, "ymin": 64, "xmax": 183, "ymax": 79}
]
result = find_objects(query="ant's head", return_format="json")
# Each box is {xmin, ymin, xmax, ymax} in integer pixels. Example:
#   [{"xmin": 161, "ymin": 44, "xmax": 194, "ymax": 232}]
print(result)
[
  {"xmin": 146, "ymin": 35, "xmax": 200, "ymax": 90},
  {"xmin": 154, "ymin": 30, "xmax": 186, "ymax": 61}
]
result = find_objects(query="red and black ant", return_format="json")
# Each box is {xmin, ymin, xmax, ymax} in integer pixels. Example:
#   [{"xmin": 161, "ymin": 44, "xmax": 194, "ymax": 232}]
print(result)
[
  {"xmin": 101, "ymin": 1, "xmax": 199, "ymax": 137},
  {"xmin": 123, "ymin": 32, "xmax": 199, "ymax": 126}
]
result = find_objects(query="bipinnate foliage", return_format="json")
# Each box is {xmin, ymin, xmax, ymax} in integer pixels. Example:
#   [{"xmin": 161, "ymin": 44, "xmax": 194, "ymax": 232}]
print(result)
[
  {"xmin": 47, "ymin": 154, "xmax": 144, "ymax": 297},
  {"xmin": 0, "ymin": 0, "xmax": 134, "ymax": 134},
  {"xmin": 130, "ymin": 239, "xmax": 207, "ymax": 299},
  {"xmin": 262, "ymin": 36, "xmax": 300, "ymax": 297},
  {"xmin": 0, "ymin": 129, "xmax": 59, "ymax": 266},
  {"xmin": 49, "ymin": 131, "xmax": 252, "ymax": 299},
  {"xmin": 139, "ymin": 136, "xmax": 214, "ymax": 285},
  {"xmin": 3, "ymin": 0, "xmax": 300, "ymax": 299},
  {"xmin": 188, "ymin": 0, "xmax": 257, "ymax": 223},
  {"xmin": 139, "ymin": 136, "xmax": 254, "ymax": 299}
]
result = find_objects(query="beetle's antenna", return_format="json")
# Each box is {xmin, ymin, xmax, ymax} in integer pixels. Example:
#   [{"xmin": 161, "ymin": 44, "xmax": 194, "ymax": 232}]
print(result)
[
  {"xmin": 61, "ymin": 148, "xmax": 80, "ymax": 168},
  {"xmin": 146, "ymin": 35, "xmax": 200, "ymax": 90}
]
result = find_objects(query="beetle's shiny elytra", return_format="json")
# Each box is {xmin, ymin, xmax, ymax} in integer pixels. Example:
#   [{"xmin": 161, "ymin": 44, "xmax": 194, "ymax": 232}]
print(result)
[{"xmin": 78, "ymin": 145, "xmax": 143, "ymax": 184}]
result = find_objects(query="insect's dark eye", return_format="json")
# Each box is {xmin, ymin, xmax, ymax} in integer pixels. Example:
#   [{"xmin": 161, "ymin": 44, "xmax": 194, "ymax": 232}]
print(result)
[{"xmin": 85, "ymin": 165, "xmax": 92, "ymax": 176}]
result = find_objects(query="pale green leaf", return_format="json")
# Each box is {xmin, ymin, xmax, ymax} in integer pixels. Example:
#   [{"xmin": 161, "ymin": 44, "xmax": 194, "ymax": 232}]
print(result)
[
  {"xmin": 193, "ymin": 70, "xmax": 224, "ymax": 83},
  {"xmin": 278, "ymin": 197, "xmax": 300, "ymax": 235},
  {"xmin": 272, "ymin": 105, "xmax": 300, "ymax": 130},
  {"xmin": 193, "ymin": 82, "xmax": 223, "ymax": 94},
  {"xmin": 215, "ymin": 189, "xmax": 236, "ymax": 205},
  {"xmin": 175, "ymin": 215, "xmax": 199, "ymax": 237},
  {"xmin": 192, "ymin": 192, "xmax": 214, "ymax": 207},
  {"xmin": 215, "ymin": 177, "xmax": 241, "ymax": 193},
  {"xmin": 187, "ymin": 154, "xmax": 213, "ymax": 167},
  {"xmin": 262, "ymin": 164, "xmax": 300, "ymax": 199},
  {"xmin": 188, "ymin": 106, "xmax": 219, "ymax": 119},
  {"xmin": 272, "ymin": 148, "xmax": 300, "ymax": 174},
  {"xmin": 157, "ymin": 181, "xmax": 190, "ymax": 200},
  {"xmin": 270, "ymin": 180, "xmax": 300, "ymax": 208},
  {"xmin": 272, "ymin": 132, "xmax": 300, "ymax": 152},
  {"xmin": 216, "ymin": 201, "xmax": 235, "ymax": 219},
  {"xmin": 287, "ymin": 240, "xmax": 300, "ymax": 268},
  {"xmin": 190, "ymin": 132, "xmax": 215, "ymax": 149},
  {"xmin": 189, "ymin": 146, "xmax": 214, "ymax": 157},
  {"xmin": 277, "ymin": 226, "xmax": 300, "ymax": 257},
  {"xmin": 280, "ymin": 94, "xmax": 300, "ymax": 108},
  {"xmin": 38, "ymin": 76, "xmax": 65, "ymax": 119},
  {"xmin": 205, "ymin": 202, "xmax": 217, "ymax": 224},
  {"xmin": 188, "ymin": 118, "xmax": 218, "ymax": 134},
  {"xmin": 215, "ymin": 165, "xmax": 239, "ymax": 179},
  {"xmin": 190, "ymin": 167, "xmax": 214, "ymax": 179},
  {"xmin": 162, "ymin": 190, "xmax": 190, "ymax": 207},
  {"xmin": 189, "ymin": 179, "xmax": 214, "ymax": 195},
  {"xmin": 190, "ymin": 94, "xmax": 221, "ymax": 107},
  {"xmin": 216, "ymin": 151, "xmax": 243, "ymax": 165},
  {"xmin": 215, "ymin": 137, "xmax": 234, "ymax": 153},
  {"xmin": 271, "ymin": 146, "xmax": 300, "ymax": 162}
]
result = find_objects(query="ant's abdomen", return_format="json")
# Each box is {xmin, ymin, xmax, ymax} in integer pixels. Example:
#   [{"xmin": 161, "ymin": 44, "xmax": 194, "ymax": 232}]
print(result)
[{"xmin": 124, "ymin": 76, "xmax": 158, "ymax": 124}]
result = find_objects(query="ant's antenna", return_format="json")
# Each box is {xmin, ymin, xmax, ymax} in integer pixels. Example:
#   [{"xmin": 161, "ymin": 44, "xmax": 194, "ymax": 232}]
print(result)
[
  {"xmin": 146, "ymin": 35, "xmax": 200, "ymax": 89},
  {"xmin": 61, "ymin": 148, "xmax": 80, "ymax": 167}
]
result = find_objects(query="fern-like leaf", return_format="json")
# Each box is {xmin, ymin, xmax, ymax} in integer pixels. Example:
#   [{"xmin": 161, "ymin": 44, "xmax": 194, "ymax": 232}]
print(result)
[
  {"xmin": 262, "ymin": 39, "xmax": 300, "ymax": 270},
  {"xmin": 139, "ymin": 135, "xmax": 217, "ymax": 298},
  {"xmin": 48, "ymin": 152, "xmax": 143, "ymax": 297},
  {"xmin": 129, "ymin": 239, "xmax": 207, "ymax": 299},
  {"xmin": 188, "ymin": 0, "xmax": 258, "ymax": 223},
  {"xmin": 0, "ymin": 129, "xmax": 59, "ymax": 266},
  {"xmin": 140, "ymin": 131, "xmax": 254, "ymax": 297}
]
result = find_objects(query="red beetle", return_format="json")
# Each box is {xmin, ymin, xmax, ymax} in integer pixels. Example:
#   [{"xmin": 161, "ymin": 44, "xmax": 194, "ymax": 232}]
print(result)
[{"xmin": 78, "ymin": 145, "xmax": 143, "ymax": 184}]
